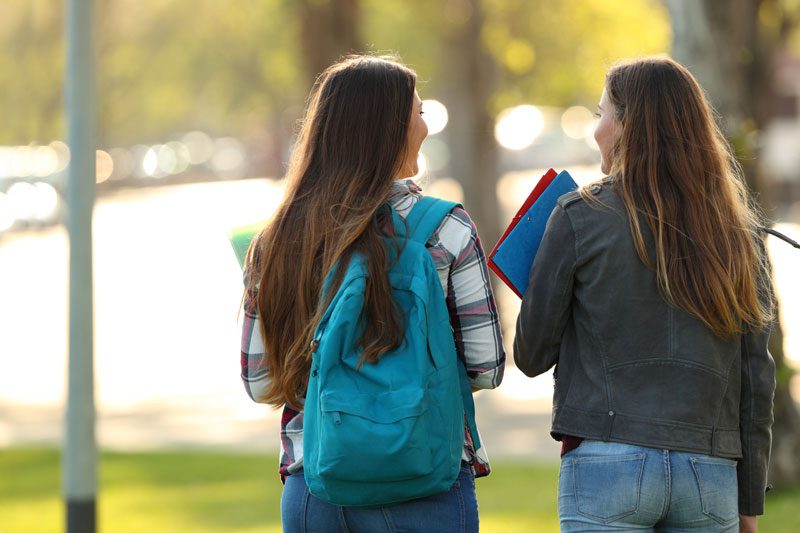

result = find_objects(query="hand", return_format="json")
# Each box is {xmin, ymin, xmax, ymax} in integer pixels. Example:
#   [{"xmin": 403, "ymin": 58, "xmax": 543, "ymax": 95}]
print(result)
[{"xmin": 740, "ymin": 514, "xmax": 757, "ymax": 533}]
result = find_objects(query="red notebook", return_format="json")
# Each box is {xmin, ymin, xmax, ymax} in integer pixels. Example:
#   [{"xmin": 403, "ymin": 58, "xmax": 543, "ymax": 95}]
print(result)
[{"xmin": 487, "ymin": 168, "xmax": 558, "ymax": 297}]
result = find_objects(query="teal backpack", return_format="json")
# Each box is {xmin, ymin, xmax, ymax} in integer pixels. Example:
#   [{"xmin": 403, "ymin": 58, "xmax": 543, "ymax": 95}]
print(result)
[{"xmin": 303, "ymin": 196, "xmax": 480, "ymax": 507}]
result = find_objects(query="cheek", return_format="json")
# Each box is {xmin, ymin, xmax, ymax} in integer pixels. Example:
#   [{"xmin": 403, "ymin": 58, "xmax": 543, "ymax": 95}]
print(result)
[
  {"xmin": 594, "ymin": 121, "xmax": 606, "ymax": 146},
  {"xmin": 414, "ymin": 119, "xmax": 428, "ymax": 148}
]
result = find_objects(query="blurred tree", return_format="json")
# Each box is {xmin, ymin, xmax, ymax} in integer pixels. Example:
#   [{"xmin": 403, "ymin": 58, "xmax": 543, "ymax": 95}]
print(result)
[
  {"xmin": 298, "ymin": 0, "xmax": 362, "ymax": 83},
  {"xmin": 94, "ymin": 0, "xmax": 304, "ymax": 177},
  {"xmin": 358, "ymin": 0, "xmax": 670, "ymax": 243},
  {"xmin": 0, "ymin": 0, "xmax": 669, "ymax": 157},
  {"xmin": 0, "ymin": 0, "xmax": 64, "ymax": 144},
  {"xmin": 0, "ymin": 0, "xmax": 305, "ymax": 176},
  {"xmin": 441, "ymin": 0, "xmax": 502, "ymax": 244},
  {"xmin": 480, "ymin": 0, "xmax": 670, "ymax": 112},
  {"xmin": 665, "ymin": 0, "xmax": 800, "ymax": 488}
]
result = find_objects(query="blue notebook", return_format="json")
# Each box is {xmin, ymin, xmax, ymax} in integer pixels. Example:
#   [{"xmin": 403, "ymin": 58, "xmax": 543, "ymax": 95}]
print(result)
[{"xmin": 489, "ymin": 170, "xmax": 578, "ymax": 297}]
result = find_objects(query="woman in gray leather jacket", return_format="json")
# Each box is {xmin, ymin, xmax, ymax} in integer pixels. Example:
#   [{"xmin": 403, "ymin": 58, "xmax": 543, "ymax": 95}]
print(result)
[{"xmin": 514, "ymin": 57, "xmax": 776, "ymax": 533}]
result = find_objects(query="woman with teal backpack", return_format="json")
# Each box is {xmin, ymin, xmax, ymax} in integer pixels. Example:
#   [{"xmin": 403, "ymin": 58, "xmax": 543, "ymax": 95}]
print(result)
[{"xmin": 240, "ymin": 55, "xmax": 505, "ymax": 532}]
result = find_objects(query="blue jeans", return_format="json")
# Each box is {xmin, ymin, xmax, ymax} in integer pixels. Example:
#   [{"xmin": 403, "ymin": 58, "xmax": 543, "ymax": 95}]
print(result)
[
  {"xmin": 559, "ymin": 440, "xmax": 739, "ymax": 532},
  {"xmin": 281, "ymin": 465, "xmax": 478, "ymax": 532}
]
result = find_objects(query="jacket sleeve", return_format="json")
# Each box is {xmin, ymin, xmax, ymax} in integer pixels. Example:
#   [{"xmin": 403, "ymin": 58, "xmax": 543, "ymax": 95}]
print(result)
[
  {"xmin": 737, "ymin": 262, "xmax": 777, "ymax": 515},
  {"xmin": 514, "ymin": 204, "xmax": 577, "ymax": 377}
]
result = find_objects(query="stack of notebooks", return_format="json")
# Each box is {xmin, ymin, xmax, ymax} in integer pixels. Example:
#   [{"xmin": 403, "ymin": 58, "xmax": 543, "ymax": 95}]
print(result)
[{"xmin": 488, "ymin": 169, "xmax": 577, "ymax": 297}]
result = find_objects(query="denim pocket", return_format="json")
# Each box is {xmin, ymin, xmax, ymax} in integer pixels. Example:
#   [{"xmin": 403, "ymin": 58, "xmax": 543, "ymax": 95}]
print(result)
[
  {"xmin": 572, "ymin": 453, "xmax": 645, "ymax": 523},
  {"xmin": 690, "ymin": 457, "xmax": 738, "ymax": 525}
]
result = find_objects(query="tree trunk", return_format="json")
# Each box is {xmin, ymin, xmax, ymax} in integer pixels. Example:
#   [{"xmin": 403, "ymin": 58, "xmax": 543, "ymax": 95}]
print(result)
[
  {"xmin": 442, "ymin": 0, "xmax": 501, "ymax": 246},
  {"xmin": 665, "ymin": 0, "xmax": 800, "ymax": 488},
  {"xmin": 298, "ymin": 0, "xmax": 362, "ymax": 83}
]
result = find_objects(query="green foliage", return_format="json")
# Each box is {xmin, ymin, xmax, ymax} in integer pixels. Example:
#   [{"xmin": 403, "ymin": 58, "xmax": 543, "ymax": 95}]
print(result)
[
  {"xmin": 0, "ymin": 0, "xmax": 668, "ymax": 145},
  {"xmin": 0, "ymin": 0, "xmax": 303, "ymax": 146},
  {"xmin": 1, "ymin": 448, "xmax": 799, "ymax": 532},
  {"xmin": 481, "ymin": 0, "xmax": 671, "ymax": 112},
  {"xmin": 95, "ymin": 0, "xmax": 303, "ymax": 145},
  {"xmin": 360, "ymin": 0, "xmax": 442, "ymax": 90},
  {"xmin": 0, "ymin": 1, "xmax": 64, "ymax": 144}
]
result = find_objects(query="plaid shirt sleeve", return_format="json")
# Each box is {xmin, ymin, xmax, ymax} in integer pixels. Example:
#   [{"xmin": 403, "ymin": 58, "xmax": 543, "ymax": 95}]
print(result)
[
  {"xmin": 241, "ymin": 267, "xmax": 271, "ymax": 403},
  {"xmin": 433, "ymin": 207, "xmax": 506, "ymax": 390}
]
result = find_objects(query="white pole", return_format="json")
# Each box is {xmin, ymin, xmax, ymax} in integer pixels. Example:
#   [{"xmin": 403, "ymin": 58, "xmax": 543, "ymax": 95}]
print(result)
[{"xmin": 64, "ymin": 0, "xmax": 97, "ymax": 531}]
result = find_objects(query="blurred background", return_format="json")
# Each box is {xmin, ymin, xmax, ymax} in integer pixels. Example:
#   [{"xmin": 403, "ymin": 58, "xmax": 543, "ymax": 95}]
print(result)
[{"xmin": 1, "ymin": 0, "xmax": 800, "ymax": 531}]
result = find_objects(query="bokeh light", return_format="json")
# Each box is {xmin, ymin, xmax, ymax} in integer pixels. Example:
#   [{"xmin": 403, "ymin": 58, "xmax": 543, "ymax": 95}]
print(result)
[
  {"xmin": 109, "ymin": 147, "xmax": 134, "ymax": 180},
  {"xmin": 142, "ymin": 146, "xmax": 160, "ymax": 177},
  {"xmin": 561, "ymin": 106, "xmax": 594, "ymax": 140},
  {"xmin": 422, "ymin": 99, "xmax": 449, "ymax": 135},
  {"xmin": 211, "ymin": 137, "xmax": 246, "ymax": 179},
  {"xmin": 0, "ymin": 192, "xmax": 14, "ymax": 231},
  {"xmin": 32, "ymin": 182, "xmax": 59, "ymax": 221},
  {"xmin": 182, "ymin": 131, "xmax": 214, "ymax": 165},
  {"xmin": 412, "ymin": 152, "xmax": 428, "ymax": 179},
  {"xmin": 50, "ymin": 140, "xmax": 71, "ymax": 172},
  {"xmin": 33, "ymin": 146, "xmax": 59, "ymax": 177},
  {"xmin": 494, "ymin": 105, "xmax": 545, "ymax": 150},
  {"xmin": 7, "ymin": 182, "xmax": 38, "ymax": 221},
  {"xmin": 421, "ymin": 138, "xmax": 450, "ymax": 173},
  {"xmin": 584, "ymin": 121, "xmax": 600, "ymax": 151},
  {"xmin": 425, "ymin": 177, "xmax": 463, "ymax": 204},
  {"xmin": 11, "ymin": 146, "xmax": 34, "ymax": 177},
  {"xmin": 96, "ymin": 150, "xmax": 114, "ymax": 183},
  {"xmin": 166, "ymin": 141, "xmax": 191, "ymax": 174}
]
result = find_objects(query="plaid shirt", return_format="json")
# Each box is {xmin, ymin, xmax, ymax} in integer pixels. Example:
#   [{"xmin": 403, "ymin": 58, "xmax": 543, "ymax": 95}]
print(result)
[{"xmin": 240, "ymin": 180, "xmax": 506, "ymax": 480}]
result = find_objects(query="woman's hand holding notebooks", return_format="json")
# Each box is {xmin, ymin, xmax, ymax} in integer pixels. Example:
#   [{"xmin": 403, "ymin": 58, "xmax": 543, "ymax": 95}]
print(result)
[{"xmin": 488, "ymin": 169, "xmax": 578, "ymax": 297}]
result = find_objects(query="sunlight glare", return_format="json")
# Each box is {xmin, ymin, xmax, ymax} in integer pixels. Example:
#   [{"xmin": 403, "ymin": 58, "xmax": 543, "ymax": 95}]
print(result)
[
  {"xmin": 495, "ymin": 105, "xmax": 544, "ymax": 150},
  {"xmin": 422, "ymin": 99, "xmax": 449, "ymax": 135}
]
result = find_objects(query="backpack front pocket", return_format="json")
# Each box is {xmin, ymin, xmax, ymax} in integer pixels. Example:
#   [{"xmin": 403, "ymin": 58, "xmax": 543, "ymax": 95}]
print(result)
[{"xmin": 316, "ymin": 388, "xmax": 433, "ymax": 482}]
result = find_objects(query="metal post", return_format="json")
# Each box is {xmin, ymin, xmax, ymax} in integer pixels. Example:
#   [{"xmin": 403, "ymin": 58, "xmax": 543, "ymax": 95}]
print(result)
[{"xmin": 64, "ymin": 0, "xmax": 96, "ymax": 532}]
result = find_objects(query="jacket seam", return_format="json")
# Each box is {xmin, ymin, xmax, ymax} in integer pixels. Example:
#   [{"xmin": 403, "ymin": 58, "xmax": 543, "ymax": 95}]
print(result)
[
  {"xmin": 605, "ymin": 358, "xmax": 729, "ymax": 380},
  {"xmin": 558, "ymin": 404, "xmax": 740, "ymax": 432},
  {"xmin": 711, "ymin": 345, "xmax": 740, "ymax": 454}
]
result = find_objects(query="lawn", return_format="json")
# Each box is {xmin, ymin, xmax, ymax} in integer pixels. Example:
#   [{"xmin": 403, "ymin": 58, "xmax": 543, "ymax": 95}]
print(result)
[{"xmin": 1, "ymin": 448, "xmax": 798, "ymax": 532}]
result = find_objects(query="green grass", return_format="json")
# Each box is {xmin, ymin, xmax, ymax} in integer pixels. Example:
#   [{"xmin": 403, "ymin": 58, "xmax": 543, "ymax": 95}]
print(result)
[{"xmin": 1, "ymin": 448, "xmax": 798, "ymax": 532}]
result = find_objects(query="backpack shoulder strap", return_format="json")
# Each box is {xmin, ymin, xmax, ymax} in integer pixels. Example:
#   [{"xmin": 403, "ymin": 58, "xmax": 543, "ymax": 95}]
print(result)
[
  {"xmin": 403, "ymin": 196, "xmax": 481, "ymax": 451},
  {"xmin": 405, "ymin": 196, "xmax": 460, "ymax": 244}
]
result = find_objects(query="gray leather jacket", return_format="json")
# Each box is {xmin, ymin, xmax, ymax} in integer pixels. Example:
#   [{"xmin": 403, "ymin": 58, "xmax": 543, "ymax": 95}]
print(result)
[{"xmin": 513, "ymin": 182, "xmax": 776, "ymax": 515}]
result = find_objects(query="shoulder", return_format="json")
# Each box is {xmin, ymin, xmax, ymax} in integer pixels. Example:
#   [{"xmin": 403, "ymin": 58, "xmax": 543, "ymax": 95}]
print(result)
[
  {"xmin": 557, "ymin": 190, "xmax": 583, "ymax": 210},
  {"xmin": 556, "ymin": 180, "xmax": 609, "ymax": 209},
  {"xmin": 433, "ymin": 201, "xmax": 475, "ymax": 243},
  {"xmin": 557, "ymin": 180, "xmax": 621, "ymax": 215}
]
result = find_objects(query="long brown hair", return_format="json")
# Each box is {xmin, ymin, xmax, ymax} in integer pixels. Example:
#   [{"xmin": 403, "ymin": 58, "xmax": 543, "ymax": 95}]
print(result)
[
  {"xmin": 601, "ymin": 57, "xmax": 772, "ymax": 338},
  {"xmin": 246, "ymin": 55, "xmax": 416, "ymax": 407}
]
